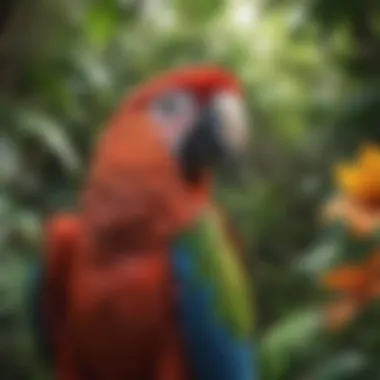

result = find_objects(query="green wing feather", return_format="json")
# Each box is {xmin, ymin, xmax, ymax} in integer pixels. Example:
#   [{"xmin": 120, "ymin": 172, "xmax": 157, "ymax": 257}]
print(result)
[{"xmin": 177, "ymin": 206, "xmax": 254, "ymax": 338}]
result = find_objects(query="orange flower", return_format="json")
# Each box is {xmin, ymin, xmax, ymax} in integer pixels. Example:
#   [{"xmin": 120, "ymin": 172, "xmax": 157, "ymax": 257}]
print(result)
[
  {"xmin": 321, "ymin": 196, "xmax": 380, "ymax": 237},
  {"xmin": 323, "ymin": 265, "xmax": 368, "ymax": 296},
  {"xmin": 322, "ymin": 143, "xmax": 380, "ymax": 237},
  {"xmin": 325, "ymin": 298, "xmax": 358, "ymax": 332},
  {"xmin": 321, "ymin": 144, "xmax": 380, "ymax": 330},
  {"xmin": 323, "ymin": 250, "xmax": 380, "ymax": 300},
  {"xmin": 322, "ymin": 251, "xmax": 380, "ymax": 330},
  {"xmin": 334, "ymin": 143, "xmax": 380, "ymax": 206}
]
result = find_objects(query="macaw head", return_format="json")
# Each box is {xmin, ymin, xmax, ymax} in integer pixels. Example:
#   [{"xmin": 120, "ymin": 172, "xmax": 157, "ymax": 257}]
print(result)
[
  {"xmin": 109, "ymin": 65, "xmax": 250, "ymax": 185},
  {"xmin": 83, "ymin": 66, "xmax": 250, "ymax": 243}
]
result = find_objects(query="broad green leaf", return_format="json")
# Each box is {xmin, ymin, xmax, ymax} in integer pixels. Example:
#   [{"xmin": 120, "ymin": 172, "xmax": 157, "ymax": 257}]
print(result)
[
  {"xmin": 174, "ymin": 0, "xmax": 226, "ymax": 24},
  {"xmin": 78, "ymin": 56, "xmax": 112, "ymax": 92},
  {"xmin": 24, "ymin": 64, "xmax": 86, "ymax": 123},
  {"xmin": 10, "ymin": 210, "xmax": 42, "ymax": 246},
  {"xmin": 260, "ymin": 309, "xmax": 324, "ymax": 380},
  {"xmin": 0, "ymin": 135, "xmax": 21, "ymax": 185},
  {"xmin": 294, "ymin": 220, "xmax": 376, "ymax": 278},
  {"xmin": 15, "ymin": 109, "xmax": 81, "ymax": 174},
  {"xmin": 85, "ymin": 1, "xmax": 120, "ymax": 49},
  {"xmin": 295, "ymin": 234, "xmax": 345, "ymax": 277},
  {"xmin": 312, "ymin": 351, "xmax": 368, "ymax": 380}
]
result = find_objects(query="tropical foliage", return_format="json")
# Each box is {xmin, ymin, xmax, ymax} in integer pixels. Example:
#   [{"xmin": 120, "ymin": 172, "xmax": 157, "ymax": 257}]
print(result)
[{"xmin": 1, "ymin": 0, "xmax": 380, "ymax": 379}]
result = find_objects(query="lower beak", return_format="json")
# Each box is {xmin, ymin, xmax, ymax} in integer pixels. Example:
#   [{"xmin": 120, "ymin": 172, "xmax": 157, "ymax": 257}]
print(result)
[
  {"xmin": 179, "ymin": 96, "xmax": 248, "ymax": 184},
  {"xmin": 179, "ymin": 106, "xmax": 223, "ymax": 183}
]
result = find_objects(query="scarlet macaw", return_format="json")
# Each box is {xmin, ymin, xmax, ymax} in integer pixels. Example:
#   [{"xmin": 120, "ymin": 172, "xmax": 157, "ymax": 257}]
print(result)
[{"xmin": 28, "ymin": 66, "xmax": 257, "ymax": 380}]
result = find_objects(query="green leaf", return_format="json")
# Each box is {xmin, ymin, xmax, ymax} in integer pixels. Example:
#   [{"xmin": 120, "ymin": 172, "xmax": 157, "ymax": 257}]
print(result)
[
  {"xmin": 85, "ymin": 1, "xmax": 120, "ymax": 49},
  {"xmin": 74, "ymin": 52, "xmax": 113, "ymax": 93},
  {"xmin": 260, "ymin": 309, "xmax": 324, "ymax": 380},
  {"xmin": 312, "ymin": 351, "xmax": 368, "ymax": 380},
  {"xmin": 10, "ymin": 210, "xmax": 42, "ymax": 246},
  {"xmin": 174, "ymin": 0, "xmax": 226, "ymax": 24},
  {"xmin": 15, "ymin": 109, "xmax": 81, "ymax": 174},
  {"xmin": 264, "ymin": 0, "xmax": 298, "ymax": 9},
  {"xmin": 294, "ymin": 220, "xmax": 376, "ymax": 279},
  {"xmin": 24, "ymin": 64, "xmax": 86, "ymax": 123},
  {"xmin": 294, "ymin": 223, "xmax": 348, "ymax": 277},
  {"xmin": 308, "ymin": 0, "xmax": 365, "ymax": 31},
  {"xmin": 0, "ymin": 135, "xmax": 21, "ymax": 186}
]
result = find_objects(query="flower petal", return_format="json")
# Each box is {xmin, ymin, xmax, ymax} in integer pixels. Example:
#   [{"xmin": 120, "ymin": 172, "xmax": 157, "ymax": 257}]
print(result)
[
  {"xmin": 325, "ymin": 298, "xmax": 359, "ymax": 332},
  {"xmin": 322, "ymin": 266, "xmax": 367, "ymax": 293}
]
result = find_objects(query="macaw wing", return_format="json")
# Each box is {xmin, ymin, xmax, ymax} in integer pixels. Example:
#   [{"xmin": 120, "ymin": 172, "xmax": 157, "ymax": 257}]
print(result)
[
  {"xmin": 213, "ymin": 206, "xmax": 247, "ymax": 266},
  {"xmin": 27, "ymin": 262, "xmax": 53, "ymax": 364},
  {"xmin": 26, "ymin": 214, "xmax": 79, "ymax": 366},
  {"xmin": 172, "ymin": 207, "xmax": 258, "ymax": 380}
]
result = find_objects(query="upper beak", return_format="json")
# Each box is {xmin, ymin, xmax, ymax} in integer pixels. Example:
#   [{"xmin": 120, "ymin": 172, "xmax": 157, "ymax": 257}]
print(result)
[
  {"xmin": 179, "ymin": 92, "xmax": 249, "ymax": 183},
  {"xmin": 212, "ymin": 92, "xmax": 249, "ymax": 156}
]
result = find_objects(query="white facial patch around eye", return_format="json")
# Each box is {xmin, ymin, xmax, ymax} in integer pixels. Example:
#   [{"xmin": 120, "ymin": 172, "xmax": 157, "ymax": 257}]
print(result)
[
  {"xmin": 150, "ymin": 91, "xmax": 198, "ymax": 151},
  {"xmin": 213, "ymin": 92, "xmax": 250, "ymax": 154}
]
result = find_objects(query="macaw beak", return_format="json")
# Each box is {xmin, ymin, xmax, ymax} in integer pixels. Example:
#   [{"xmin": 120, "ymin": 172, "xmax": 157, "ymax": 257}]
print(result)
[{"xmin": 179, "ymin": 93, "xmax": 249, "ymax": 183}]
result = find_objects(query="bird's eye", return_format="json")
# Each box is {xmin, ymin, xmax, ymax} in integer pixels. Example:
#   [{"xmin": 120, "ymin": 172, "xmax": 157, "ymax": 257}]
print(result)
[
  {"xmin": 157, "ymin": 95, "xmax": 180, "ymax": 115},
  {"xmin": 150, "ymin": 91, "xmax": 198, "ymax": 151},
  {"xmin": 151, "ymin": 91, "xmax": 197, "ymax": 122}
]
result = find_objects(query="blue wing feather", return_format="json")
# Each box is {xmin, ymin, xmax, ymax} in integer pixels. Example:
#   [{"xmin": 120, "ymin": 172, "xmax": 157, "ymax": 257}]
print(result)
[
  {"xmin": 172, "ymin": 245, "xmax": 258, "ymax": 380},
  {"xmin": 26, "ymin": 263, "xmax": 53, "ymax": 364}
]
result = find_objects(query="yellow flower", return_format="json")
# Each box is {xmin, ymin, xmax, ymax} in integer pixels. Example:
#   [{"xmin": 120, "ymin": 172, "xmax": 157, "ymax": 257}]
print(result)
[{"xmin": 335, "ymin": 143, "xmax": 380, "ymax": 206}]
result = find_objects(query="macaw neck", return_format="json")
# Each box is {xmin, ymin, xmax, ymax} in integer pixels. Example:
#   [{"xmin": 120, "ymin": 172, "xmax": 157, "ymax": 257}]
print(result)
[{"xmin": 186, "ymin": 175, "xmax": 213, "ymax": 206}]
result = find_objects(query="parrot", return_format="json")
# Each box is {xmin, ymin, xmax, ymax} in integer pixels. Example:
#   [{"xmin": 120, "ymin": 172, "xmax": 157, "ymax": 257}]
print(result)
[{"xmin": 27, "ymin": 65, "xmax": 257, "ymax": 380}]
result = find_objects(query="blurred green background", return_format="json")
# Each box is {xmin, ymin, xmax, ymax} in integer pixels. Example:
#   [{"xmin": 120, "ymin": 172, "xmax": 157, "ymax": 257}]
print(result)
[{"xmin": 1, "ymin": 0, "xmax": 380, "ymax": 379}]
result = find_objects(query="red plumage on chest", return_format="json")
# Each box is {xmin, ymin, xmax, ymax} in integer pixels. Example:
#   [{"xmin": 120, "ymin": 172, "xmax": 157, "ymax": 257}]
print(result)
[
  {"xmin": 46, "ymin": 112, "xmax": 208, "ymax": 380},
  {"xmin": 64, "ymin": 236, "xmax": 177, "ymax": 379}
]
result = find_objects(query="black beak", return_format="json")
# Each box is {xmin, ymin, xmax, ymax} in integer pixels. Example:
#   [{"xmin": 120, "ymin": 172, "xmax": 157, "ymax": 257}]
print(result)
[
  {"xmin": 178, "ymin": 93, "xmax": 249, "ymax": 184},
  {"xmin": 179, "ymin": 106, "xmax": 224, "ymax": 184}
]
